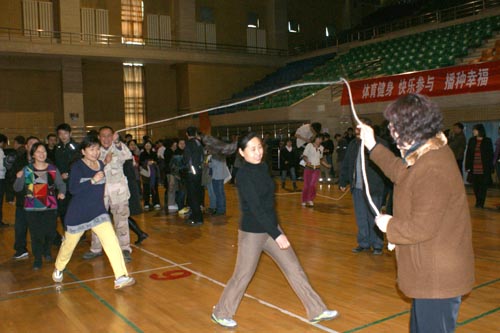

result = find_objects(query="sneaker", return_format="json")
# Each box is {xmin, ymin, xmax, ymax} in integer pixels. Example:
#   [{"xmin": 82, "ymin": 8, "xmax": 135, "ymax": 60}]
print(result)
[
  {"xmin": 52, "ymin": 269, "xmax": 63, "ymax": 283},
  {"xmin": 122, "ymin": 250, "xmax": 132, "ymax": 263},
  {"xmin": 167, "ymin": 205, "xmax": 178, "ymax": 212},
  {"xmin": 307, "ymin": 201, "xmax": 314, "ymax": 207},
  {"xmin": 211, "ymin": 313, "xmax": 237, "ymax": 328},
  {"xmin": 301, "ymin": 202, "xmax": 307, "ymax": 207},
  {"xmin": 352, "ymin": 246, "xmax": 370, "ymax": 253},
  {"xmin": 144, "ymin": 205, "xmax": 150, "ymax": 211},
  {"xmin": 372, "ymin": 249, "xmax": 383, "ymax": 255},
  {"xmin": 310, "ymin": 309, "xmax": 339, "ymax": 323},
  {"xmin": 82, "ymin": 251, "xmax": 103, "ymax": 260},
  {"xmin": 153, "ymin": 204, "xmax": 161, "ymax": 210},
  {"xmin": 178, "ymin": 207, "xmax": 191, "ymax": 215},
  {"xmin": 13, "ymin": 252, "xmax": 29, "ymax": 260},
  {"xmin": 114, "ymin": 275, "xmax": 136, "ymax": 289}
]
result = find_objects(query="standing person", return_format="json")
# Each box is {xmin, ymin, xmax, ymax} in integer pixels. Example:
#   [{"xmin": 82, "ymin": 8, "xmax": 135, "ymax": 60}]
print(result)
[
  {"xmin": 301, "ymin": 134, "xmax": 330, "ymax": 207},
  {"xmin": 52, "ymin": 135, "xmax": 135, "ymax": 289},
  {"xmin": 344, "ymin": 127, "xmax": 355, "ymax": 143},
  {"xmin": 202, "ymin": 150, "xmax": 217, "ymax": 215},
  {"xmin": 139, "ymin": 140, "xmax": 160, "ymax": 210},
  {"xmin": 45, "ymin": 133, "xmax": 57, "ymax": 164},
  {"xmin": 123, "ymin": 156, "xmax": 148, "ymax": 245},
  {"xmin": 54, "ymin": 123, "xmax": 79, "ymax": 244},
  {"xmin": 211, "ymin": 153, "xmax": 230, "ymax": 216},
  {"xmin": 0, "ymin": 133, "xmax": 9, "ymax": 227},
  {"xmin": 280, "ymin": 139, "xmax": 298, "ymax": 191},
  {"xmin": 5, "ymin": 136, "xmax": 26, "ymax": 204},
  {"xmin": 359, "ymin": 93, "xmax": 474, "ymax": 333},
  {"xmin": 163, "ymin": 139, "xmax": 178, "ymax": 212},
  {"xmin": 321, "ymin": 133, "xmax": 334, "ymax": 181},
  {"xmin": 339, "ymin": 121, "xmax": 387, "ymax": 255},
  {"xmin": 12, "ymin": 136, "xmax": 40, "ymax": 260},
  {"xmin": 13, "ymin": 143, "xmax": 66, "ymax": 270},
  {"xmin": 295, "ymin": 122, "xmax": 322, "ymax": 149},
  {"xmin": 183, "ymin": 127, "xmax": 204, "ymax": 226},
  {"xmin": 448, "ymin": 122, "xmax": 467, "ymax": 175},
  {"xmin": 493, "ymin": 126, "xmax": 500, "ymax": 184},
  {"xmin": 465, "ymin": 123, "xmax": 494, "ymax": 208},
  {"xmin": 334, "ymin": 134, "xmax": 347, "ymax": 180},
  {"xmin": 211, "ymin": 132, "xmax": 338, "ymax": 328},
  {"xmin": 83, "ymin": 126, "xmax": 133, "ymax": 262},
  {"xmin": 126, "ymin": 139, "xmax": 141, "ymax": 192}
]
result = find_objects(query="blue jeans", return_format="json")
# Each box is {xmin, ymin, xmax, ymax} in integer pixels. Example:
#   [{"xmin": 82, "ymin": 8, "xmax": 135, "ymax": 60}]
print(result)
[
  {"xmin": 212, "ymin": 179, "xmax": 226, "ymax": 214},
  {"xmin": 206, "ymin": 180, "xmax": 217, "ymax": 210},
  {"xmin": 281, "ymin": 167, "xmax": 297, "ymax": 183},
  {"xmin": 410, "ymin": 297, "xmax": 461, "ymax": 333},
  {"xmin": 352, "ymin": 188, "xmax": 384, "ymax": 250}
]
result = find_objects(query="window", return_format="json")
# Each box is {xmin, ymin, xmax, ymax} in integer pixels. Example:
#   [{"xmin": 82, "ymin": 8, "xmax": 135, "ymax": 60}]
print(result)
[
  {"xmin": 247, "ymin": 12, "xmax": 259, "ymax": 28},
  {"xmin": 288, "ymin": 20, "xmax": 300, "ymax": 33},
  {"xmin": 121, "ymin": 0, "xmax": 144, "ymax": 44},
  {"xmin": 123, "ymin": 63, "xmax": 146, "ymax": 140}
]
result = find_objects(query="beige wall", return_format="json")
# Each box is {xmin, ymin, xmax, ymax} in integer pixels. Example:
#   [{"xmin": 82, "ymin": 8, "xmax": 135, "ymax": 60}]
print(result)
[
  {"xmin": 144, "ymin": 64, "xmax": 178, "ymax": 138},
  {"xmin": 183, "ymin": 63, "xmax": 275, "ymax": 110},
  {"xmin": 0, "ymin": 68, "xmax": 61, "ymax": 142},
  {"xmin": 82, "ymin": 60, "xmax": 124, "ymax": 131},
  {"xmin": 0, "ymin": 1, "xmax": 23, "ymax": 30}
]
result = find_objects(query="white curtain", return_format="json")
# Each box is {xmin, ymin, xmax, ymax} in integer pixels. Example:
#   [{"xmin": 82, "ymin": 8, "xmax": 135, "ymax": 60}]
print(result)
[
  {"xmin": 123, "ymin": 65, "xmax": 146, "ymax": 140},
  {"xmin": 121, "ymin": 0, "xmax": 143, "ymax": 44}
]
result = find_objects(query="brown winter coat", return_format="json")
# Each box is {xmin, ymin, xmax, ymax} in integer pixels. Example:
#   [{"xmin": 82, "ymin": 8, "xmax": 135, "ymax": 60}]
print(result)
[{"xmin": 370, "ymin": 133, "xmax": 474, "ymax": 299}]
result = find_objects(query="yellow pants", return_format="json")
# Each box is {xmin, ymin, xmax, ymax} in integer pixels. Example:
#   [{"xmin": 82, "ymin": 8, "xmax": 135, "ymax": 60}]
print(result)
[{"xmin": 55, "ymin": 221, "xmax": 128, "ymax": 279}]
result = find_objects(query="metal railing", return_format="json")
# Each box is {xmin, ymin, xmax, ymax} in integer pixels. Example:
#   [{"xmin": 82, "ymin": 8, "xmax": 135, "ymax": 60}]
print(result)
[
  {"xmin": 0, "ymin": 27, "xmax": 288, "ymax": 57},
  {"xmin": 291, "ymin": 0, "xmax": 500, "ymax": 55}
]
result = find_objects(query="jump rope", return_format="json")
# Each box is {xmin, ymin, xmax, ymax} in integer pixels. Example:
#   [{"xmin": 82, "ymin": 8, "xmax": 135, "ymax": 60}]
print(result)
[{"xmin": 117, "ymin": 78, "xmax": 394, "ymax": 249}]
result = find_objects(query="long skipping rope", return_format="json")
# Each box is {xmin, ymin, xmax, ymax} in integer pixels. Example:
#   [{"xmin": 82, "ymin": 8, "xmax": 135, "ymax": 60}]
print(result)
[{"xmin": 117, "ymin": 78, "xmax": 393, "ymax": 249}]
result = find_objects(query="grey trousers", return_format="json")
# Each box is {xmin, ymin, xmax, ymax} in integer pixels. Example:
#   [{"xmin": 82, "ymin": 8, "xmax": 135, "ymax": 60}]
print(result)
[{"xmin": 213, "ymin": 230, "xmax": 327, "ymax": 320}]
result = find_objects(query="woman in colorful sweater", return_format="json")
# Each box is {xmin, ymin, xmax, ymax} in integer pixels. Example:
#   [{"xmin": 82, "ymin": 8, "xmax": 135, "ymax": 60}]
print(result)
[
  {"xmin": 52, "ymin": 135, "xmax": 135, "ymax": 289},
  {"xmin": 14, "ymin": 142, "xmax": 66, "ymax": 270}
]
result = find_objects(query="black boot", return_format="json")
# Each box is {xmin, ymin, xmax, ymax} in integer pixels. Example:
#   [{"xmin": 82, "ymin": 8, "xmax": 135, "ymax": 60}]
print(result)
[
  {"xmin": 293, "ymin": 182, "xmax": 297, "ymax": 191},
  {"xmin": 128, "ymin": 218, "xmax": 149, "ymax": 245}
]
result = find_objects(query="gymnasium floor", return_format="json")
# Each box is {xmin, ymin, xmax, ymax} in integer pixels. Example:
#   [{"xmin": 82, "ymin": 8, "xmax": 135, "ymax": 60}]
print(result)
[{"xmin": 0, "ymin": 182, "xmax": 498, "ymax": 332}]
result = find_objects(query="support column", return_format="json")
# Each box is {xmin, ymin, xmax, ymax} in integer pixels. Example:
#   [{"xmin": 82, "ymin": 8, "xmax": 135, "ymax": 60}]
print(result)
[
  {"xmin": 173, "ymin": 0, "xmax": 196, "ymax": 42},
  {"xmin": 57, "ymin": 0, "xmax": 81, "ymax": 42},
  {"xmin": 61, "ymin": 58, "xmax": 85, "ymax": 139},
  {"xmin": 267, "ymin": 0, "xmax": 288, "ymax": 51}
]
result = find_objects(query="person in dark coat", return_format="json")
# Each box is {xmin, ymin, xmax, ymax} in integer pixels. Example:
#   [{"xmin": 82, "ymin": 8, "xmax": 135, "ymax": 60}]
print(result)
[
  {"xmin": 339, "ymin": 119, "xmax": 387, "ymax": 255},
  {"xmin": 465, "ymin": 123, "xmax": 494, "ymax": 208},
  {"xmin": 124, "ymin": 158, "xmax": 148, "ymax": 245},
  {"xmin": 279, "ymin": 139, "xmax": 299, "ymax": 190}
]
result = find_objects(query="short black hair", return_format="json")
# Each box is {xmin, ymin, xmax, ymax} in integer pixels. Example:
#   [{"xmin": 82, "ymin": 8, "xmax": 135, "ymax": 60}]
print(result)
[
  {"xmin": 30, "ymin": 142, "xmax": 46, "ymax": 158},
  {"xmin": 99, "ymin": 125, "xmax": 114, "ymax": 133},
  {"xmin": 56, "ymin": 123, "xmax": 72, "ymax": 133},
  {"xmin": 186, "ymin": 126, "xmax": 198, "ymax": 137},
  {"xmin": 0, "ymin": 133, "xmax": 7, "ymax": 144},
  {"xmin": 453, "ymin": 122, "xmax": 464, "ymax": 130},
  {"xmin": 14, "ymin": 135, "xmax": 26, "ymax": 145},
  {"xmin": 238, "ymin": 132, "xmax": 261, "ymax": 151},
  {"xmin": 26, "ymin": 136, "xmax": 40, "ymax": 143},
  {"xmin": 473, "ymin": 123, "xmax": 486, "ymax": 138},
  {"xmin": 80, "ymin": 134, "xmax": 101, "ymax": 150},
  {"xmin": 46, "ymin": 133, "xmax": 57, "ymax": 140},
  {"xmin": 311, "ymin": 122, "xmax": 322, "ymax": 134}
]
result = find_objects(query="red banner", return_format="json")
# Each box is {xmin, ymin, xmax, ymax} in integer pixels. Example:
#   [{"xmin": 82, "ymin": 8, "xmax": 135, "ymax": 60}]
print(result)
[{"xmin": 340, "ymin": 60, "xmax": 500, "ymax": 105}]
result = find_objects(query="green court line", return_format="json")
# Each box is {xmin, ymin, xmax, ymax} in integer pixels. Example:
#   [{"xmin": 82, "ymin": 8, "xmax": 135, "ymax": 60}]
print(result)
[
  {"xmin": 343, "ymin": 310, "xmax": 409, "ymax": 333},
  {"xmin": 458, "ymin": 307, "xmax": 500, "ymax": 326},
  {"xmin": 0, "ymin": 285, "xmax": 81, "ymax": 302},
  {"xmin": 66, "ymin": 271, "xmax": 143, "ymax": 333},
  {"xmin": 343, "ymin": 277, "xmax": 500, "ymax": 333}
]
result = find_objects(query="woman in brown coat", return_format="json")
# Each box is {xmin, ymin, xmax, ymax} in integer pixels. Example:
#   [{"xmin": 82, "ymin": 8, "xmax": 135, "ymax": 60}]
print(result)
[{"xmin": 358, "ymin": 94, "xmax": 474, "ymax": 333}]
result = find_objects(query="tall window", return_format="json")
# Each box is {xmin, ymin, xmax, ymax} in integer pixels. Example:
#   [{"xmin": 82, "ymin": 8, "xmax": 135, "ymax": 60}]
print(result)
[
  {"xmin": 123, "ymin": 63, "xmax": 146, "ymax": 140},
  {"xmin": 122, "ymin": 0, "xmax": 144, "ymax": 44}
]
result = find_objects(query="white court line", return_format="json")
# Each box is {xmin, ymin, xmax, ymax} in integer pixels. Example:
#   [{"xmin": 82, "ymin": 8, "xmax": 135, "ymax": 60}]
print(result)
[
  {"xmin": 132, "ymin": 245, "xmax": 340, "ymax": 333},
  {"xmin": 7, "ymin": 263, "xmax": 191, "ymax": 295},
  {"xmin": 275, "ymin": 191, "xmax": 349, "ymax": 201}
]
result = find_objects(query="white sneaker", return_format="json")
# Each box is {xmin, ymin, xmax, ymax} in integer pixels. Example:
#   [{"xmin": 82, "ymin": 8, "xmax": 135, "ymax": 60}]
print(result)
[
  {"xmin": 144, "ymin": 205, "xmax": 150, "ymax": 211},
  {"xmin": 114, "ymin": 276, "xmax": 136, "ymax": 289},
  {"xmin": 307, "ymin": 201, "xmax": 314, "ymax": 207},
  {"xmin": 168, "ymin": 205, "xmax": 178, "ymax": 212},
  {"xmin": 301, "ymin": 202, "xmax": 307, "ymax": 207},
  {"xmin": 211, "ymin": 313, "xmax": 237, "ymax": 328},
  {"xmin": 154, "ymin": 204, "xmax": 161, "ymax": 210},
  {"xmin": 52, "ymin": 269, "xmax": 63, "ymax": 283},
  {"xmin": 310, "ymin": 309, "xmax": 339, "ymax": 323}
]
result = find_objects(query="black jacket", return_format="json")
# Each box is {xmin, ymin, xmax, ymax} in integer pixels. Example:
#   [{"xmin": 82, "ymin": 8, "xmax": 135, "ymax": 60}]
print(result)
[
  {"xmin": 339, "ymin": 137, "xmax": 388, "ymax": 197},
  {"xmin": 465, "ymin": 136, "xmax": 494, "ymax": 175},
  {"xmin": 183, "ymin": 138, "xmax": 204, "ymax": 175},
  {"xmin": 279, "ymin": 146, "xmax": 298, "ymax": 171}
]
